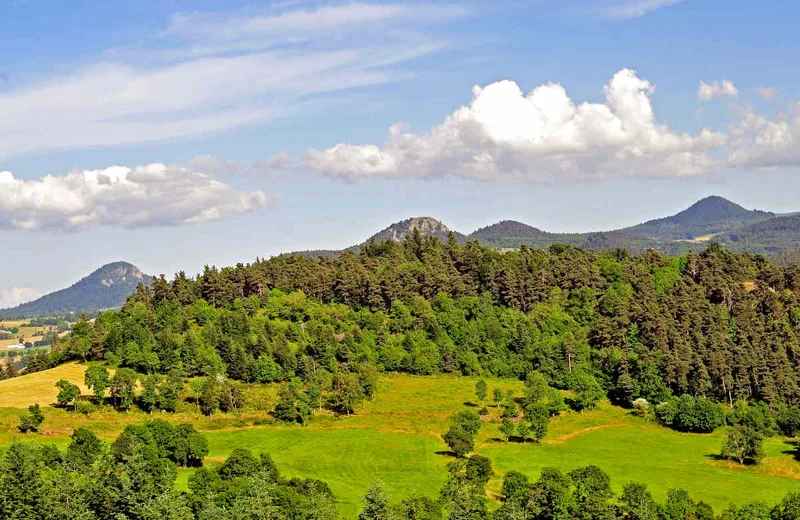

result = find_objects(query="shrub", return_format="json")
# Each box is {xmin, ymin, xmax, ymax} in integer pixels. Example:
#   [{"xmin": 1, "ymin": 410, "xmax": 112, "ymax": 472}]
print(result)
[{"xmin": 655, "ymin": 395, "xmax": 724, "ymax": 433}]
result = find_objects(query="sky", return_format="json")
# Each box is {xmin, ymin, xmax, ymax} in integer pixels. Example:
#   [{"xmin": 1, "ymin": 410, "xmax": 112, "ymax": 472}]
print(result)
[{"xmin": 2, "ymin": 0, "xmax": 800, "ymax": 307}]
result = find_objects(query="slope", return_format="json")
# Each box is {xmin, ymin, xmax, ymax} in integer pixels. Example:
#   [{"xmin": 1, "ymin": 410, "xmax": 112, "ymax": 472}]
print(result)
[
  {"xmin": 623, "ymin": 196, "xmax": 775, "ymax": 240},
  {"xmin": 0, "ymin": 262, "xmax": 152, "ymax": 318}
]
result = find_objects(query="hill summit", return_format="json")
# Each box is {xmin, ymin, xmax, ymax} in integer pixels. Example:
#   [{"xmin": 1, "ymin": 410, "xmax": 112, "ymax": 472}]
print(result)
[
  {"xmin": 365, "ymin": 217, "xmax": 467, "ymax": 245},
  {"xmin": 623, "ymin": 196, "xmax": 775, "ymax": 240},
  {"xmin": 469, "ymin": 220, "xmax": 551, "ymax": 247},
  {"xmin": 0, "ymin": 262, "xmax": 151, "ymax": 318}
]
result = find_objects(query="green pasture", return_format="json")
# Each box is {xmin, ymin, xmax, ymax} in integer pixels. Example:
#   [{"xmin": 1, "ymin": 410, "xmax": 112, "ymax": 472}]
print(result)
[{"xmin": 3, "ymin": 368, "xmax": 800, "ymax": 517}]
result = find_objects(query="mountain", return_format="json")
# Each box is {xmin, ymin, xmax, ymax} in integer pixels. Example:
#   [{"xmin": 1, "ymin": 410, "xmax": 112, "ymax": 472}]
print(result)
[
  {"xmin": 622, "ymin": 196, "xmax": 775, "ymax": 241},
  {"xmin": 363, "ymin": 217, "xmax": 468, "ymax": 246},
  {"xmin": 0, "ymin": 262, "xmax": 152, "ymax": 318},
  {"xmin": 291, "ymin": 197, "xmax": 800, "ymax": 260}
]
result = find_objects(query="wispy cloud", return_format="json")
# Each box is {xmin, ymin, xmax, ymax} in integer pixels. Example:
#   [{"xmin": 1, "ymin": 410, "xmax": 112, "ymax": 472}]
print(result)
[
  {"xmin": 602, "ymin": 0, "xmax": 686, "ymax": 20},
  {"xmin": 0, "ymin": 2, "xmax": 469, "ymax": 159}
]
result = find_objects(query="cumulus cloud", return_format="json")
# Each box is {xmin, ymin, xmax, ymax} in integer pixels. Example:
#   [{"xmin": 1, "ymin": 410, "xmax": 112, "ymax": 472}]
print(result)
[
  {"xmin": 303, "ymin": 69, "xmax": 726, "ymax": 182},
  {"xmin": 602, "ymin": 0, "xmax": 686, "ymax": 20},
  {"xmin": 697, "ymin": 79, "xmax": 739, "ymax": 102},
  {"xmin": 0, "ymin": 163, "xmax": 272, "ymax": 231},
  {"xmin": 726, "ymin": 105, "xmax": 800, "ymax": 169},
  {"xmin": 0, "ymin": 288, "xmax": 39, "ymax": 309},
  {"xmin": 755, "ymin": 87, "xmax": 778, "ymax": 101},
  {"xmin": 0, "ymin": 3, "xmax": 467, "ymax": 158}
]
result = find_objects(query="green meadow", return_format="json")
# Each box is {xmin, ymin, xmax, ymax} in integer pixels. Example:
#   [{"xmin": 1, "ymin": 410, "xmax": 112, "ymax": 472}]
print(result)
[{"xmin": 3, "ymin": 367, "xmax": 800, "ymax": 517}]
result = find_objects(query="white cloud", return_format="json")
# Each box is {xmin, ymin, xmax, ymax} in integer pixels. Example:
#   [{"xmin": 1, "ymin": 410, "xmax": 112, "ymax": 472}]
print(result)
[
  {"xmin": 602, "ymin": 0, "xmax": 686, "ymax": 20},
  {"xmin": 188, "ymin": 155, "xmax": 245, "ymax": 175},
  {"xmin": 0, "ymin": 288, "xmax": 40, "ymax": 309},
  {"xmin": 303, "ymin": 68, "xmax": 726, "ymax": 182},
  {"xmin": 0, "ymin": 3, "xmax": 467, "ymax": 158},
  {"xmin": 697, "ymin": 79, "xmax": 739, "ymax": 102},
  {"xmin": 254, "ymin": 152, "xmax": 294, "ymax": 173},
  {"xmin": 0, "ymin": 163, "xmax": 272, "ymax": 231},
  {"xmin": 727, "ymin": 104, "xmax": 800, "ymax": 169},
  {"xmin": 755, "ymin": 86, "xmax": 778, "ymax": 101}
]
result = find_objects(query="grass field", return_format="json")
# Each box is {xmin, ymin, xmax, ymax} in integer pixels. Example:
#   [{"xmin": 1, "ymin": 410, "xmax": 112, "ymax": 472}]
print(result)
[{"xmin": 3, "ymin": 366, "xmax": 800, "ymax": 517}]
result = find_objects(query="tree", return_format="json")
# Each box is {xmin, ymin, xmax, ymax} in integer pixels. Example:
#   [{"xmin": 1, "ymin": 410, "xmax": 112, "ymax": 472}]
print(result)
[
  {"xmin": 65, "ymin": 428, "xmax": 103, "ymax": 470},
  {"xmin": 618, "ymin": 482, "xmax": 659, "ymax": 520},
  {"xmin": 499, "ymin": 418, "xmax": 515, "ymax": 442},
  {"xmin": 493, "ymin": 388, "xmax": 504, "ymax": 407},
  {"xmin": 17, "ymin": 404, "xmax": 44, "ymax": 433},
  {"xmin": 444, "ymin": 426, "xmax": 475, "ymax": 458},
  {"xmin": 110, "ymin": 368, "xmax": 137, "ymax": 411},
  {"xmin": 517, "ymin": 422, "xmax": 531, "ymax": 444},
  {"xmin": 500, "ymin": 471, "xmax": 529, "ymax": 503},
  {"xmin": 721, "ymin": 425, "xmax": 763, "ymax": 465},
  {"xmin": 526, "ymin": 404, "xmax": 550, "ymax": 443},
  {"xmin": 358, "ymin": 481, "xmax": 395, "ymax": 520},
  {"xmin": 465, "ymin": 454, "xmax": 492, "ymax": 486},
  {"xmin": 55, "ymin": 379, "xmax": 81, "ymax": 411},
  {"xmin": 199, "ymin": 378, "xmax": 219, "ymax": 417},
  {"xmin": 523, "ymin": 371, "xmax": 549, "ymax": 406},
  {"xmin": 569, "ymin": 370, "xmax": 604, "ymax": 411},
  {"xmin": 158, "ymin": 371, "xmax": 183, "ymax": 412},
  {"xmin": 84, "ymin": 364, "xmax": 110, "ymax": 402},
  {"xmin": 140, "ymin": 375, "xmax": 160, "ymax": 413},
  {"xmin": 475, "ymin": 379, "xmax": 488, "ymax": 410}
]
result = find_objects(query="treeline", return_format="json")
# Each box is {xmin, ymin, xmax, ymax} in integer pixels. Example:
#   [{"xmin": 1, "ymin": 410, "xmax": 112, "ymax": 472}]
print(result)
[
  {"xmin": 358, "ymin": 458, "xmax": 800, "ymax": 520},
  {"xmin": 13, "ymin": 234, "xmax": 800, "ymax": 413},
  {"xmin": 0, "ymin": 423, "xmax": 336, "ymax": 520}
]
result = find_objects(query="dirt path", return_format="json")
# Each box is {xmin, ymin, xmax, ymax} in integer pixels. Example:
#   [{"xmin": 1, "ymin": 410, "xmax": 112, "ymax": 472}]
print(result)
[{"xmin": 546, "ymin": 423, "xmax": 628, "ymax": 444}]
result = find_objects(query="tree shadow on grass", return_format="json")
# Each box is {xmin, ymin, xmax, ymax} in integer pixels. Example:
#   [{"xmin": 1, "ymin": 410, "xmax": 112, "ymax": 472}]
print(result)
[
  {"xmin": 462, "ymin": 402, "xmax": 478, "ymax": 408},
  {"xmin": 434, "ymin": 450, "xmax": 460, "ymax": 458},
  {"xmin": 704, "ymin": 453, "xmax": 759, "ymax": 466},
  {"xmin": 781, "ymin": 439, "xmax": 799, "ymax": 456}
]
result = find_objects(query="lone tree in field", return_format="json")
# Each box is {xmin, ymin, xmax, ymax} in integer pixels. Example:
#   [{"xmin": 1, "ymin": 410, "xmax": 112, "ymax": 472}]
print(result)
[
  {"xmin": 17, "ymin": 404, "xmax": 44, "ymax": 433},
  {"xmin": 55, "ymin": 379, "xmax": 81, "ymax": 411},
  {"xmin": 493, "ymin": 388, "xmax": 504, "ymax": 407},
  {"xmin": 721, "ymin": 425, "xmax": 763, "ymax": 465},
  {"xmin": 475, "ymin": 379, "xmax": 488, "ymax": 409},
  {"xmin": 499, "ymin": 418, "xmax": 515, "ymax": 442}
]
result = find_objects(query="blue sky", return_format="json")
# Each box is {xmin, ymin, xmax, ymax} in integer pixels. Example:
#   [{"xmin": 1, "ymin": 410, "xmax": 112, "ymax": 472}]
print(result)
[{"xmin": 2, "ymin": 0, "xmax": 800, "ymax": 306}]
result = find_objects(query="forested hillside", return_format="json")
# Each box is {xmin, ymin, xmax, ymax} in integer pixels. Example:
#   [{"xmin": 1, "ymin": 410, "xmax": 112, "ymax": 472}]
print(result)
[
  {"xmin": 622, "ymin": 196, "xmax": 774, "ymax": 240},
  {"xmin": 21, "ymin": 231, "xmax": 800, "ymax": 411},
  {"xmin": 0, "ymin": 262, "xmax": 151, "ymax": 318}
]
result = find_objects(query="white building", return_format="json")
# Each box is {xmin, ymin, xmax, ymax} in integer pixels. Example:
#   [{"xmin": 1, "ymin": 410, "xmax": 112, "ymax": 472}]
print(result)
[{"xmin": 7, "ymin": 343, "xmax": 26, "ymax": 350}]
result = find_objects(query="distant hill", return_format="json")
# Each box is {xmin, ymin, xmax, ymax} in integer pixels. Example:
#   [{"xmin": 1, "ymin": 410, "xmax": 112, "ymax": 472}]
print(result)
[
  {"xmin": 716, "ymin": 214, "xmax": 800, "ymax": 254},
  {"xmin": 469, "ymin": 220, "xmax": 552, "ymax": 248},
  {"xmin": 0, "ymin": 262, "xmax": 151, "ymax": 318},
  {"xmin": 289, "ymin": 197, "xmax": 800, "ymax": 259},
  {"xmin": 365, "ymin": 216, "xmax": 468, "ymax": 246},
  {"xmin": 622, "ymin": 196, "xmax": 774, "ymax": 240}
]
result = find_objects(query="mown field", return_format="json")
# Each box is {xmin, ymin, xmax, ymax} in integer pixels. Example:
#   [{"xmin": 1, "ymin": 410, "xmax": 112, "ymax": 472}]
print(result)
[{"xmin": 2, "ymin": 364, "xmax": 800, "ymax": 517}]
